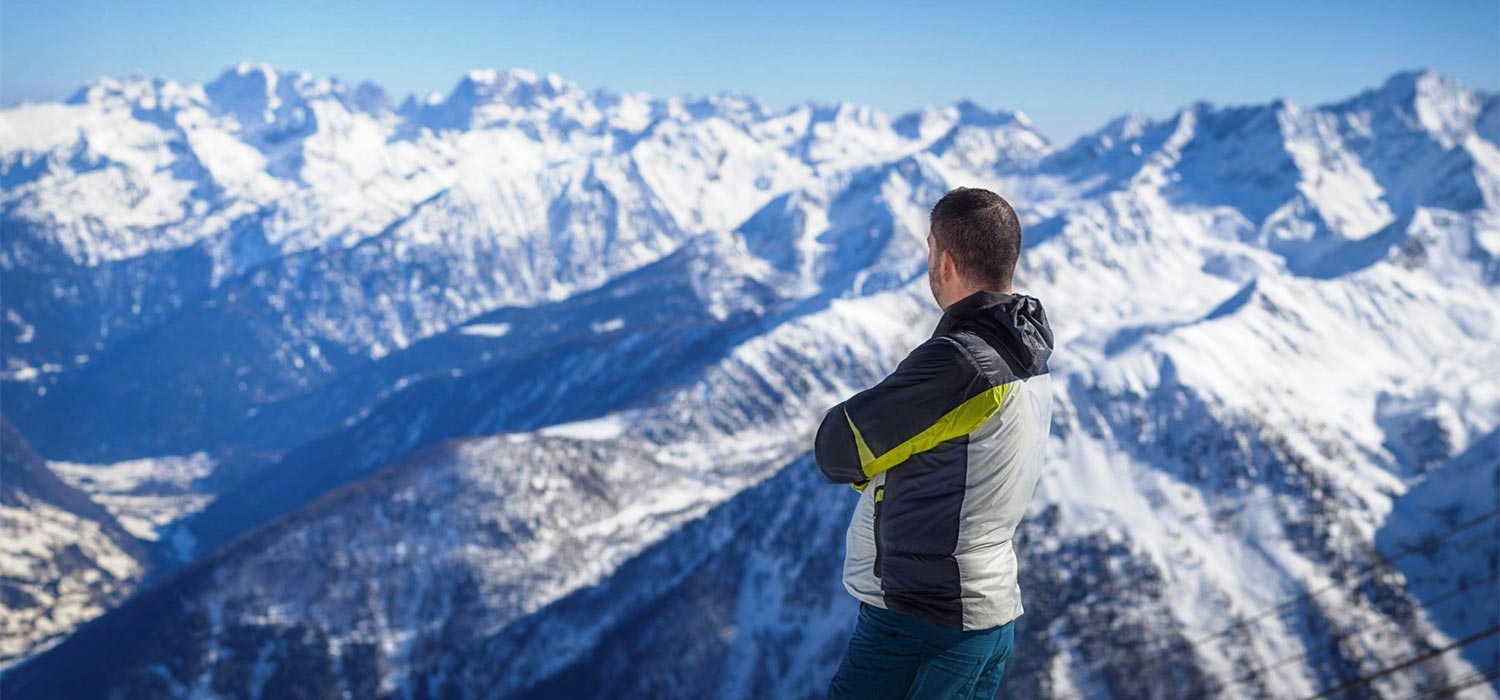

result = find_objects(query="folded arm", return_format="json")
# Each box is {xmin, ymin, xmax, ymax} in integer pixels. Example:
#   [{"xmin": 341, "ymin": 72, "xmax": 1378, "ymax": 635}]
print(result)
[{"xmin": 814, "ymin": 336, "xmax": 1006, "ymax": 487}]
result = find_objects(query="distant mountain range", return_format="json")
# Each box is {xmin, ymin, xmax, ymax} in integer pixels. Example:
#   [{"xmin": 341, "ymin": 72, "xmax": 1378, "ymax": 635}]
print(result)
[{"xmin": 1, "ymin": 64, "xmax": 1496, "ymax": 698}]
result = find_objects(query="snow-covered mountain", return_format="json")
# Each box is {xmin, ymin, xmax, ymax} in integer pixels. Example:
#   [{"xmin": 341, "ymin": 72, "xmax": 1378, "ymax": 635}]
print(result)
[{"xmin": 1, "ymin": 65, "xmax": 1497, "ymax": 698}]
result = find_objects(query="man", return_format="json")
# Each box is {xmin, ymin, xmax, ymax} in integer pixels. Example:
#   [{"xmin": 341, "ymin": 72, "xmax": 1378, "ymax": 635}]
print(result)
[{"xmin": 816, "ymin": 187, "xmax": 1053, "ymax": 699}]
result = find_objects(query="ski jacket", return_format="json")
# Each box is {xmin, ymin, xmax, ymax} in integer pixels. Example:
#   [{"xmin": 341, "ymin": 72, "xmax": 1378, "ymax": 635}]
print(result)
[{"xmin": 815, "ymin": 290, "xmax": 1054, "ymax": 631}]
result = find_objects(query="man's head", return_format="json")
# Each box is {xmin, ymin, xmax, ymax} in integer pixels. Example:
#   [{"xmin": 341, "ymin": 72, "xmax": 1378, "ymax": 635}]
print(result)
[{"xmin": 926, "ymin": 186, "xmax": 1022, "ymax": 308}]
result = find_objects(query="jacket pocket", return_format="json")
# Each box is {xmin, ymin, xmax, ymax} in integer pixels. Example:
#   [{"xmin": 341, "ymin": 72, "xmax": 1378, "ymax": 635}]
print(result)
[{"xmin": 872, "ymin": 484, "xmax": 885, "ymax": 578}]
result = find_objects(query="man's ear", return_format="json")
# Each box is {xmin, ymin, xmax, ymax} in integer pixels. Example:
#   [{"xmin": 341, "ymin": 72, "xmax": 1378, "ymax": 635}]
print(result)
[{"xmin": 941, "ymin": 249, "xmax": 959, "ymax": 283}]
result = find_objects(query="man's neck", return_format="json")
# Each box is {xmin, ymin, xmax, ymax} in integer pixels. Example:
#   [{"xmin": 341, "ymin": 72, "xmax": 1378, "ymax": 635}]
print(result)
[{"xmin": 939, "ymin": 286, "xmax": 1010, "ymax": 310}]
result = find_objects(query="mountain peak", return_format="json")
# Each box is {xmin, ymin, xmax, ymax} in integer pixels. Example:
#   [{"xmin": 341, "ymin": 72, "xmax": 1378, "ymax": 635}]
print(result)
[
  {"xmin": 204, "ymin": 66, "xmax": 278, "ymax": 126},
  {"xmin": 800, "ymin": 101, "xmax": 888, "ymax": 127},
  {"xmin": 1335, "ymin": 69, "xmax": 1481, "ymax": 147},
  {"xmin": 220, "ymin": 60, "xmax": 279, "ymax": 82},
  {"xmin": 951, "ymin": 98, "xmax": 1027, "ymax": 128},
  {"xmin": 403, "ymin": 68, "xmax": 582, "ymax": 130},
  {"xmin": 1330, "ymin": 69, "xmax": 1473, "ymax": 109},
  {"xmin": 661, "ymin": 91, "xmax": 771, "ymax": 125},
  {"xmin": 1103, "ymin": 111, "xmax": 1154, "ymax": 140},
  {"xmin": 1379, "ymin": 68, "xmax": 1444, "ymax": 93},
  {"xmin": 449, "ymin": 68, "xmax": 573, "ymax": 105},
  {"xmin": 65, "ymin": 73, "xmax": 186, "ymax": 109},
  {"xmin": 204, "ymin": 61, "xmax": 301, "ymax": 103},
  {"xmin": 464, "ymin": 67, "xmax": 535, "ymax": 84}
]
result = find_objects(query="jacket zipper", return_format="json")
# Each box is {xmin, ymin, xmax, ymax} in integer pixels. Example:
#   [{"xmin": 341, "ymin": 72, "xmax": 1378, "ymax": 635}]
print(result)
[{"xmin": 872, "ymin": 484, "xmax": 884, "ymax": 578}]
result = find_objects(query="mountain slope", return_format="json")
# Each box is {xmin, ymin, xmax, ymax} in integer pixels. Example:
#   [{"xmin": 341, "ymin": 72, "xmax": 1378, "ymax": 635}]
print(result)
[{"xmin": 0, "ymin": 417, "xmax": 146, "ymax": 663}]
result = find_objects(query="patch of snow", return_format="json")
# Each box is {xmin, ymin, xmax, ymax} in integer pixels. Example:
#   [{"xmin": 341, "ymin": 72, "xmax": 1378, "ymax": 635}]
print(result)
[
  {"xmin": 590, "ymin": 317, "xmax": 625, "ymax": 333},
  {"xmin": 538, "ymin": 415, "xmax": 628, "ymax": 440},
  {"xmin": 458, "ymin": 322, "xmax": 512, "ymax": 338},
  {"xmin": 51, "ymin": 454, "xmax": 216, "ymax": 541}
]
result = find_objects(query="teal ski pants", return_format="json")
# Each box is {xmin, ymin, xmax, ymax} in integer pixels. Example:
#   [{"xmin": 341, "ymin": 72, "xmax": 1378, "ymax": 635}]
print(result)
[{"xmin": 829, "ymin": 602, "xmax": 1016, "ymax": 700}]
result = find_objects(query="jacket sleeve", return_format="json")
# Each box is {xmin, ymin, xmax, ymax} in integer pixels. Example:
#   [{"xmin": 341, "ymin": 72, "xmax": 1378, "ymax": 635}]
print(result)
[{"xmin": 814, "ymin": 336, "xmax": 1004, "ymax": 487}]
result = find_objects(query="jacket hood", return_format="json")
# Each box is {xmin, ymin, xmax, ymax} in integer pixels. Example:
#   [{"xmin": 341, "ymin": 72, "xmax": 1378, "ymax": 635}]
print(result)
[{"xmin": 934, "ymin": 291, "xmax": 1053, "ymax": 375}]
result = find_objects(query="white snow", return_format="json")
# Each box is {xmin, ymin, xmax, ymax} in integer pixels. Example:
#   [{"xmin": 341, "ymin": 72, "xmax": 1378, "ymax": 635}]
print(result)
[
  {"xmin": 457, "ymin": 322, "xmax": 512, "ymax": 338},
  {"xmin": 590, "ymin": 317, "xmax": 625, "ymax": 333},
  {"xmin": 0, "ymin": 495, "xmax": 143, "ymax": 661},
  {"xmin": 51, "ymin": 453, "xmax": 216, "ymax": 541},
  {"xmin": 538, "ymin": 415, "xmax": 627, "ymax": 440}
]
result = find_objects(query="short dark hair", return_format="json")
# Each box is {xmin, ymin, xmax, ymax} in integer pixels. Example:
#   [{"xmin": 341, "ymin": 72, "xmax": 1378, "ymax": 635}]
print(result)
[{"xmin": 929, "ymin": 187, "xmax": 1022, "ymax": 290}]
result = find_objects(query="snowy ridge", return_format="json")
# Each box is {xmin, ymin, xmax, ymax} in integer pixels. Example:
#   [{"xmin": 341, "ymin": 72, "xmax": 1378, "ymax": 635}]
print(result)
[{"xmin": 1, "ymin": 66, "xmax": 1497, "ymax": 699}]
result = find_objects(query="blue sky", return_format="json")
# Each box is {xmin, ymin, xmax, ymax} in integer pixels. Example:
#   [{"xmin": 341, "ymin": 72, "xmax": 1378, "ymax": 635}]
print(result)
[{"xmin": 2, "ymin": 0, "xmax": 1496, "ymax": 142}]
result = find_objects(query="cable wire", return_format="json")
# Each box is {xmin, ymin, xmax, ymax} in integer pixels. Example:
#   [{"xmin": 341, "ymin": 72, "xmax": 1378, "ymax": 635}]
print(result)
[
  {"xmin": 1297, "ymin": 625, "xmax": 1500, "ymax": 700},
  {"xmin": 1062, "ymin": 507, "xmax": 1500, "ymax": 700},
  {"xmin": 1218, "ymin": 573, "xmax": 1500, "ymax": 694},
  {"xmin": 1399, "ymin": 664, "xmax": 1500, "ymax": 700}
]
